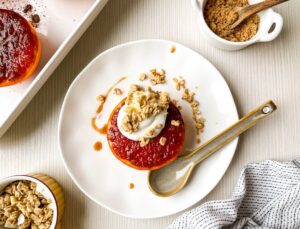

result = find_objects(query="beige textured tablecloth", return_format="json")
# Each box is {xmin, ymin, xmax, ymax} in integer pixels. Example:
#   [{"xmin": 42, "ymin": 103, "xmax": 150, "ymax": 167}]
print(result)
[{"xmin": 0, "ymin": 0, "xmax": 299, "ymax": 228}]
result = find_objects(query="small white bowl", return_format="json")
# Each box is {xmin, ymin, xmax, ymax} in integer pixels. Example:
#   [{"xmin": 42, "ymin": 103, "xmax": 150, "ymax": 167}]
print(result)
[
  {"xmin": 0, "ymin": 174, "xmax": 64, "ymax": 229},
  {"xmin": 191, "ymin": 0, "xmax": 283, "ymax": 51}
]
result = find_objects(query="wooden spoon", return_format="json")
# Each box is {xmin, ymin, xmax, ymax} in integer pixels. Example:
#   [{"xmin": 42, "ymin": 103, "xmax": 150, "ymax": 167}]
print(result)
[{"xmin": 230, "ymin": 0, "xmax": 289, "ymax": 29}]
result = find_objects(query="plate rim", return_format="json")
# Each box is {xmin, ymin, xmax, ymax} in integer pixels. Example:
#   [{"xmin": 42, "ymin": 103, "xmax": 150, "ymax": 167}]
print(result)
[{"xmin": 58, "ymin": 39, "xmax": 239, "ymax": 219}]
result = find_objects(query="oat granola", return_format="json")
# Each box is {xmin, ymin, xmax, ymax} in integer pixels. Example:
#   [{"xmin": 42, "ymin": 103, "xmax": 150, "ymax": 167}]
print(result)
[
  {"xmin": 182, "ymin": 88, "xmax": 195, "ymax": 103},
  {"xmin": 204, "ymin": 0, "xmax": 259, "ymax": 42},
  {"xmin": 173, "ymin": 77, "xmax": 185, "ymax": 91},
  {"xmin": 113, "ymin": 88, "xmax": 123, "ymax": 95},
  {"xmin": 159, "ymin": 137, "xmax": 167, "ymax": 146},
  {"xmin": 171, "ymin": 120, "xmax": 180, "ymax": 127},
  {"xmin": 138, "ymin": 73, "xmax": 147, "ymax": 81},
  {"xmin": 140, "ymin": 137, "xmax": 150, "ymax": 147},
  {"xmin": 121, "ymin": 85, "xmax": 170, "ymax": 133},
  {"xmin": 172, "ymin": 76, "xmax": 205, "ymax": 142},
  {"xmin": 146, "ymin": 128, "xmax": 156, "ymax": 137},
  {"xmin": 149, "ymin": 68, "xmax": 166, "ymax": 85},
  {"xmin": 0, "ymin": 181, "xmax": 53, "ymax": 229},
  {"xmin": 155, "ymin": 123, "xmax": 163, "ymax": 129}
]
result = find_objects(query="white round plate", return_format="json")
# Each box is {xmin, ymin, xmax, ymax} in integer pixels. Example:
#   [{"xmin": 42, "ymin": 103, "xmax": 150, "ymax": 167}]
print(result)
[{"xmin": 58, "ymin": 40, "xmax": 239, "ymax": 219}]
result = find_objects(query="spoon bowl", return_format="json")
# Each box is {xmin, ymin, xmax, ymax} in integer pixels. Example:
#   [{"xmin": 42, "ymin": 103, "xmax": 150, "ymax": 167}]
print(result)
[{"xmin": 148, "ymin": 158, "xmax": 195, "ymax": 197}]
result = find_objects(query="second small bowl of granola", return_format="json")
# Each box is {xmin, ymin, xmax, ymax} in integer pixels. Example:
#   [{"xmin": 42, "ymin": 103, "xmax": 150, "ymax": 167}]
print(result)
[
  {"xmin": 191, "ymin": 0, "xmax": 283, "ymax": 51},
  {"xmin": 0, "ymin": 174, "xmax": 64, "ymax": 229}
]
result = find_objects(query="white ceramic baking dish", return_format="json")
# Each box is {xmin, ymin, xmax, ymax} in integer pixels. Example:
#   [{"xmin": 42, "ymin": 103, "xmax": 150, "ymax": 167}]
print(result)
[{"xmin": 0, "ymin": 0, "xmax": 109, "ymax": 138}]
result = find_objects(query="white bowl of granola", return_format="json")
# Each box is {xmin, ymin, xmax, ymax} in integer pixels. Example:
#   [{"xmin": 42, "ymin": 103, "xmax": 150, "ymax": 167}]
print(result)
[{"xmin": 0, "ymin": 174, "xmax": 64, "ymax": 229}]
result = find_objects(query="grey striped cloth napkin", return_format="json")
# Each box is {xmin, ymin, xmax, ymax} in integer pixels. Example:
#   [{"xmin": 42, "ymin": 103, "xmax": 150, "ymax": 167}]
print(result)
[{"xmin": 168, "ymin": 159, "xmax": 300, "ymax": 229}]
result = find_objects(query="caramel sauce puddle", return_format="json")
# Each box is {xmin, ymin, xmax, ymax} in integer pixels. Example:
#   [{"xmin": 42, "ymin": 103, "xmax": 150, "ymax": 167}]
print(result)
[
  {"xmin": 93, "ymin": 141, "xmax": 102, "ymax": 151},
  {"xmin": 129, "ymin": 183, "xmax": 135, "ymax": 189}
]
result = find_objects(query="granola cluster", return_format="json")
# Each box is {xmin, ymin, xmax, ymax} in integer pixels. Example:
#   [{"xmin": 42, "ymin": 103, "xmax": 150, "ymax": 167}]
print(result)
[
  {"xmin": 142, "ymin": 124, "xmax": 169, "ymax": 147},
  {"xmin": 139, "ymin": 69, "xmax": 166, "ymax": 85},
  {"xmin": 140, "ymin": 137, "xmax": 150, "ymax": 147},
  {"xmin": 121, "ymin": 85, "xmax": 170, "ymax": 134},
  {"xmin": 149, "ymin": 68, "xmax": 166, "ymax": 85},
  {"xmin": 171, "ymin": 120, "xmax": 180, "ymax": 127},
  {"xmin": 138, "ymin": 73, "xmax": 147, "ymax": 81},
  {"xmin": 159, "ymin": 137, "xmax": 167, "ymax": 146},
  {"xmin": 0, "ymin": 181, "xmax": 53, "ymax": 229},
  {"xmin": 173, "ymin": 77, "xmax": 185, "ymax": 91},
  {"xmin": 173, "ymin": 77, "xmax": 205, "ymax": 142},
  {"xmin": 113, "ymin": 88, "xmax": 123, "ymax": 95}
]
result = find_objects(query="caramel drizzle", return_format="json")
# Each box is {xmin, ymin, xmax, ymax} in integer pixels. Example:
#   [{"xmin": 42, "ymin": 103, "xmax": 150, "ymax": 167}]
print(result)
[
  {"xmin": 92, "ymin": 76, "xmax": 126, "ymax": 134},
  {"xmin": 129, "ymin": 183, "xmax": 135, "ymax": 189},
  {"xmin": 96, "ymin": 100, "xmax": 105, "ymax": 114},
  {"xmin": 93, "ymin": 141, "xmax": 103, "ymax": 151},
  {"xmin": 91, "ymin": 121, "xmax": 107, "ymax": 135}
]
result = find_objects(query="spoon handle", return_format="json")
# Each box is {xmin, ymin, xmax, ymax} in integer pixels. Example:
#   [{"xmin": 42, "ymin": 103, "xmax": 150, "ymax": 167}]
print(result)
[
  {"xmin": 231, "ymin": 0, "xmax": 289, "ymax": 29},
  {"xmin": 241, "ymin": 0, "xmax": 288, "ymax": 14},
  {"xmin": 183, "ymin": 101, "xmax": 277, "ymax": 165}
]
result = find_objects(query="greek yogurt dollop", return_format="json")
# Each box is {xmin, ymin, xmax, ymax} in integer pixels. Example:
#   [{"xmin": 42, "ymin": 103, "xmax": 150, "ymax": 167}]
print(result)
[{"xmin": 117, "ymin": 105, "xmax": 167, "ymax": 141}]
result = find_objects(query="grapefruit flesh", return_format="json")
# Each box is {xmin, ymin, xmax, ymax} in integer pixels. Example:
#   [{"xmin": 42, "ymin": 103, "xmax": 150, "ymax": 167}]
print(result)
[
  {"xmin": 0, "ymin": 9, "xmax": 41, "ymax": 87},
  {"xmin": 107, "ymin": 101, "xmax": 185, "ymax": 170}
]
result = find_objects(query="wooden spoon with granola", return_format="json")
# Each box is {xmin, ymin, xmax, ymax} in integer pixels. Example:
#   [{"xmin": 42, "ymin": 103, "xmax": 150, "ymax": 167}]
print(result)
[{"xmin": 230, "ymin": 0, "xmax": 289, "ymax": 29}]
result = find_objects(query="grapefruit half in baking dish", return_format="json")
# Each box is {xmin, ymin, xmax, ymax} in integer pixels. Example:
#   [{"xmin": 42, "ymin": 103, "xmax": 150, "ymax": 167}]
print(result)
[{"xmin": 0, "ymin": 9, "xmax": 41, "ymax": 87}]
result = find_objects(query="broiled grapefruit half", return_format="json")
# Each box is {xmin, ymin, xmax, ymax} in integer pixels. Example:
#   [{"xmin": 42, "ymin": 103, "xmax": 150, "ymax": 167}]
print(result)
[
  {"xmin": 107, "ymin": 99, "xmax": 185, "ymax": 170},
  {"xmin": 0, "ymin": 9, "xmax": 41, "ymax": 87}
]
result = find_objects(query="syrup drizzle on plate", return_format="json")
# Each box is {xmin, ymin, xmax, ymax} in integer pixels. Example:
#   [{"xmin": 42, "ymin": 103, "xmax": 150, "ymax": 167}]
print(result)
[
  {"xmin": 92, "ymin": 76, "xmax": 126, "ymax": 134},
  {"xmin": 91, "ymin": 77, "xmax": 126, "ymax": 151},
  {"xmin": 129, "ymin": 183, "xmax": 135, "ymax": 189},
  {"xmin": 93, "ymin": 141, "xmax": 102, "ymax": 151}
]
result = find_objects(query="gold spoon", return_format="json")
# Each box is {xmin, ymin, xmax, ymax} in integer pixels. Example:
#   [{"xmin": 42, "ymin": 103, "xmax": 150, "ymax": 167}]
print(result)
[
  {"xmin": 148, "ymin": 100, "xmax": 277, "ymax": 197},
  {"xmin": 230, "ymin": 0, "xmax": 289, "ymax": 29}
]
